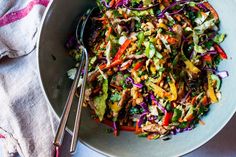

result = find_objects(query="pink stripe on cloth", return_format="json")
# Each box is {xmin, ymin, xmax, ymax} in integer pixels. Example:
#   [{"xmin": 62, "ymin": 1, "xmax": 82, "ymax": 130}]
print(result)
[
  {"xmin": 0, "ymin": 134, "xmax": 5, "ymax": 139},
  {"xmin": 0, "ymin": 0, "xmax": 49, "ymax": 27},
  {"xmin": 54, "ymin": 146, "xmax": 59, "ymax": 157}
]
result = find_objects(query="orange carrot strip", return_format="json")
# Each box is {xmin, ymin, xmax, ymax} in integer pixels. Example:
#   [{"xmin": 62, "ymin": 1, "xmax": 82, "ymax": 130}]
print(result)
[
  {"xmin": 135, "ymin": 120, "xmax": 142, "ymax": 134},
  {"xmin": 192, "ymin": 5, "xmax": 200, "ymax": 11},
  {"xmin": 110, "ymin": 83, "xmax": 123, "ymax": 91},
  {"xmin": 123, "ymin": 12, "xmax": 128, "ymax": 19},
  {"xmin": 99, "ymin": 59, "xmax": 123, "ymax": 70},
  {"xmin": 93, "ymin": 17, "xmax": 106, "ymax": 21},
  {"xmin": 203, "ymin": 2, "xmax": 219, "ymax": 21},
  {"xmin": 199, "ymin": 120, "xmax": 206, "ymax": 125},
  {"xmin": 133, "ymin": 61, "xmax": 145, "ymax": 71},
  {"xmin": 201, "ymin": 95, "xmax": 208, "ymax": 106},
  {"xmin": 106, "ymin": 27, "xmax": 112, "ymax": 40},
  {"xmin": 167, "ymin": 37, "xmax": 178, "ymax": 45},
  {"xmin": 109, "ymin": 0, "xmax": 116, "ymax": 7},
  {"xmin": 191, "ymin": 96, "xmax": 198, "ymax": 105},
  {"xmin": 113, "ymin": 39, "xmax": 132, "ymax": 61}
]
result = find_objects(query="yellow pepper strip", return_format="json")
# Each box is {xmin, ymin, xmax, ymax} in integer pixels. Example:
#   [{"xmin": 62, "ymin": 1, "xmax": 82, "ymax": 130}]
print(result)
[
  {"xmin": 109, "ymin": 102, "xmax": 122, "ymax": 120},
  {"xmin": 168, "ymin": 82, "xmax": 177, "ymax": 101},
  {"xmin": 156, "ymin": 74, "xmax": 163, "ymax": 85},
  {"xmin": 146, "ymin": 81, "xmax": 168, "ymax": 98},
  {"xmin": 150, "ymin": 64, "xmax": 156, "ymax": 75},
  {"xmin": 158, "ymin": 23, "xmax": 168, "ymax": 30},
  {"xmin": 159, "ymin": 4, "xmax": 166, "ymax": 11},
  {"xmin": 109, "ymin": 102, "xmax": 122, "ymax": 113},
  {"xmin": 167, "ymin": 75, "xmax": 177, "ymax": 101},
  {"xmin": 207, "ymin": 72, "xmax": 218, "ymax": 103},
  {"xmin": 184, "ymin": 60, "xmax": 200, "ymax": 74},
  {"xmin": 131, "ymin": 70, "xmax": 141, "ymax": 83}
]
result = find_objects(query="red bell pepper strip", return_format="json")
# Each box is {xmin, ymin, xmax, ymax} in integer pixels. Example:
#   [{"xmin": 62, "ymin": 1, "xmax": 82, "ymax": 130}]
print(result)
[
  {"xmin": 133, "ymin": 61, "xmax": 145, "ymax": 71},
  {"xmin": 113, "ymin": 129, "xmax": 118, "ymax": 136},
  {"xmin": 162, "ymin": 112, "xmax": 173, "ymax": 126},
  {"xmin": 99, "ymin": 59, "xmax": 123, "ymax": 70},
  {"xmin": 120, "ymin": 125, "xmax": 136, "ymax": 132},
  {"xmin": 94, "ymin": 118, "xmax": 135, "ymax": 132},
  {"xmin": 93, "ymin": 17, "xmax": 106, "ymax": 21},
  {"xmin": 135, "ymin": 120, "xmax": 142, "ymax": 134},
  {"xmin": 214, "ymin": 44, "xmax": 228, "ymax": 59},
  {"xmin": 203, "ymin": 54, "xmax": 212, "ymax": 62},
  {"xmin": 95, "ymin": 118, "xmax": 113, "ymax": 127},
  {"xmin": 113, "ymin": 39, "xmax": 132, "ymax": 61}
]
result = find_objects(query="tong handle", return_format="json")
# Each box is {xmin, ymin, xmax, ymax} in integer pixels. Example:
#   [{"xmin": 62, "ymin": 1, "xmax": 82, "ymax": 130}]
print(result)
[
  {"xmin": 53, "ymin": 53, "xmax": 85, "ymax": 146},
  {"xmin": 70, "ymin": 46, "xmax": 89, "ymax": 153}
]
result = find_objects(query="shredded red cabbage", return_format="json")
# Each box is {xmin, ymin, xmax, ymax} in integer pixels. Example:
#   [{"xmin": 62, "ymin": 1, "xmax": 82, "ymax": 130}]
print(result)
[
  {"xmin": 113, "ymin": 121, "xmax": 118, "ymax": 136},
  {"xmin": 190, "ymin": 51, "xmax": 195, "ymax": 59},
  {"xmin": 216, "ymin": 71, "xmax": 229, "ymax": 79},
  {"xmin": 170, "ymin": 130, "xmax": 176, "ymax": 135},
  {"xmin": 138, "ymin": 112, "xmax": 148, "ymax": 127},
  {"xmin": 200, "ymin": 50, "xmax": 217, "ymax": 56},
  {"xmin": 100, "ymin": 0, "xmax": 111, "ymax": 8},
  {"xmin": 157, "ymin": 0, "xmax": 190, "ymax": 18},
  {"xmin": 168, "ymin": 6, "xmax": 185, "ymax": 15},
  {"xmin": 148, "ymin": 115, "xmax": 158, "ymax": 121},
  {"xmin": 183, "ymin": 126, "xmax": 193, "ymax": 131},
  {"xmin": 124, "ymin": 3, "xmax": 159, "ymax": 11},
  {"xmin": 113, "ymin": 121, "xmax": 118, "ymax": 130},
  {"xmin": 199, "ymin": 33, "xmax": 216, "ymax": 45},
  {"xmin": 175, "ymin": 127, "xmax": 193, "ymax": 133},
  {"xmin": 116, "ymin": 0, "xmax": 129, "ymax": 8},
  {"xmin": 182, "ymin": 35, "xmax": 188, "ymax": 42},
  {"xmin": 150, "ymin": 93, "xmax": 166, "ymax": 113},
  {"xmin": 204, "ymin": 68, "xmax": 229, "ymax": 79},
  {"xmin": 168, "ymin": 26, "xmax": 174, "ymax": 32},
  {"xmin": 176, "ymin": 128, "xmax": 182, "ymax": 133},
  {"xmin": 197, "ymin": 3, "xmax": 208, "ymax": 12},
  {"xmin": 139, "ymin": 102, "xmax": 149, "ymax": 112},
  {"xmin": 126, "ymin": 77, "xmax": 143, "ymax": 88}
]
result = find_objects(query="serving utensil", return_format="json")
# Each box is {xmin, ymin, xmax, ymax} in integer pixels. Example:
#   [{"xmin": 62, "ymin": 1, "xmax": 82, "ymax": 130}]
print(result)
[
  {"xmin": 38, "ymin": 0, "xmax": 236, "ymax": 156},
  {"xmin": 53, "ymin": 7, "xmax": 95, "ymax": 154}
]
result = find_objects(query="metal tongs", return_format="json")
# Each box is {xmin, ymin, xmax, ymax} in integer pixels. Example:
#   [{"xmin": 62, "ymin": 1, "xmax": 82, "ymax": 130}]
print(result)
[{"xmin": 53, "ymin": 7, "xmax": 95, "ymax": 154}]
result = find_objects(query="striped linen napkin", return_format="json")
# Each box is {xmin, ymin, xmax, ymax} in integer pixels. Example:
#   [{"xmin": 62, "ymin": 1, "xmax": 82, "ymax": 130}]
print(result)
[{"xmin": 0, "ymin": 1, "xmax": 60, "ymax": 157}]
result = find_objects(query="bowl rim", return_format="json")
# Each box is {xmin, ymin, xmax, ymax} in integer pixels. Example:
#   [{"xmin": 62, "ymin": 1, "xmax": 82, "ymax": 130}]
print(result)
[
  {"xmin": 36, "ymin": 1, "xmax": 236, "ymax": 156},
  {"xmin": 36, "ymin": 1, "xmax": 112, "ymax": 156}
]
